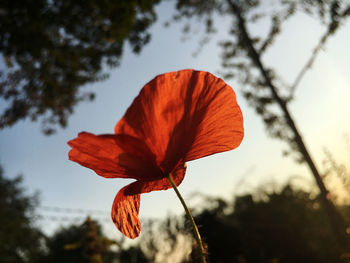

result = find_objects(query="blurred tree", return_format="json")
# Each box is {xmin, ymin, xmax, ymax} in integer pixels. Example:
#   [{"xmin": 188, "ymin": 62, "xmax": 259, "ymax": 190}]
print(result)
[
  {"xmin": 0, "ymin": 0, "xmax": 160, "ymax": 134},
  {"xmin": 171, "ymin": 0, "xmax": 350, "ymax": 252},
  {"xmin": 229, "ymin": 186, "xmax": 340, "ymax": 263},
  {"xmin": 192, "ymin": 197, "xmax": 240, "ymax": 262},
  {"xmin": 0, "ymin": 165, "xmax": 45, "ymax": 263},
  {"xmin": 139, "ymin": 216, "xmax": 190, "ymax": 262},
  {"xmin": 323, "ymin": 146, "xmax": 350, "ymax": 202},
  {"xmin": 40, "ymin": 217, "xmax": 117, "ymax": 263},
  {"xmin": 119, "ymin": 246, "xmax": 149, "ymax": 263},
  {"xmin": 113, "ymin": 183, "xmax": 350, "ymax": 263},
  {"xmin": 190, "ymin": 184, "xmax": 349, "ymax": 263}
]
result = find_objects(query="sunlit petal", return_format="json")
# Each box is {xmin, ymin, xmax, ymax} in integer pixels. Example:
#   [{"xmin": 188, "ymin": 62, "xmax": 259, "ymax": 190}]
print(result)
[
  {"xmin": 112, "ymin": 184, "xmax": 141, "ymax": 239},
  {"xmin": 115, "ymin": 69, "xmax": 244, "ymax": 173},
  {"xmin": 68, "ymin": 132, "xmax": 162, "ymax": 180}
]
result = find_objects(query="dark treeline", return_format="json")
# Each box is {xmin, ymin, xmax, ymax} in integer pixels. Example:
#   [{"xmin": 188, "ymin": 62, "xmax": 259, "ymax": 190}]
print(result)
[{"xmin": 2, "ymin": 165, "xmax": 350, "ymax": 263}]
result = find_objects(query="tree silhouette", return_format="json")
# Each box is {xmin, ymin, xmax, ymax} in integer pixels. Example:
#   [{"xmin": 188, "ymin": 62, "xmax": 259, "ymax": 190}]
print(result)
[
  {"xmin": 40, "ymin": 217, "xmax": 117, "ymax": 263},
  {"xmin": 193, "ymin": 184, "xmax": 348, "ymax": 263},
  {"xmin": 0, "ymin": 165, "xmax": 45, "ymax": 263},
  {"xmin": 119, "ymin": 246, "xmax": 149, "ymax": 263},
  {"xmin": 0, "ymin": 0, "xmax": 160, "ymax": 134}
]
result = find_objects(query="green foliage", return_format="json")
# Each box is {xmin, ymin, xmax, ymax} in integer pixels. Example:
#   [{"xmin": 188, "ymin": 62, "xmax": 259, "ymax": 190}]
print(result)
[
  {"xmin": 192, "ymin": 185, "xmax": 350, "ymax": 263},
  {"xmin": 0, "ymin": 166, "xmax": 45, "ymax": 263},
  {"xmin": 0, "ymin": 167, "xmax": 126, "ymax": 263},
  {"xmin": 40, "ymin": 217, "xmax": 117, "ymax": 263},
  {"xmin": 227, "ymin": 187, "xmax": 340, "ymax": 263},
  {"xmin": 0, "ymin": 0, "xmax": 160, "ymax": 134},
  {"xmin": 119, "ymin": 246, "xmax": 149, "ymax": 263},
  {"xmin": 322, "ymin": 145, "xmax": 350, "ymax": 202},
  {"xmin": 127, "ymin": 184, "xmax": 349, "ymax": 263},
  {"xmin": 139, "ymin": 216, "xmax": 190, "ymax": 262}
]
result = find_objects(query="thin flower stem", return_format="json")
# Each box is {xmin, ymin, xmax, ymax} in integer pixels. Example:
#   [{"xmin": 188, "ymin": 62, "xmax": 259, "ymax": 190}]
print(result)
[{"xmin": 167, "ymin": 173, "xmax": 207, "ymax": 263}]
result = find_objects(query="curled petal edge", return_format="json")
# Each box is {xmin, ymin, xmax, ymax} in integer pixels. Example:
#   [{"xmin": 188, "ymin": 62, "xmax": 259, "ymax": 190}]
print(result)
[{"xmin": 111, "ymin": 163, "xmax": 186, "ymax": 239}]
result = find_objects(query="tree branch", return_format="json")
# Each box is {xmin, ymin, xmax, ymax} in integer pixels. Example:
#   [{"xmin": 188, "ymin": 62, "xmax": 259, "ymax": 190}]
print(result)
[{"xmin": 226, "ymin": 0, "xmax": 350, "ymax": 250}]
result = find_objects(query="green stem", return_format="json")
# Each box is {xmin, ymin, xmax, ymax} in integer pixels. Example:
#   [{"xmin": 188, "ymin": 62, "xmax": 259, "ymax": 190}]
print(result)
[{"xmin": 167, "ymin": 173, "xmax": 207, "ymax": 263}]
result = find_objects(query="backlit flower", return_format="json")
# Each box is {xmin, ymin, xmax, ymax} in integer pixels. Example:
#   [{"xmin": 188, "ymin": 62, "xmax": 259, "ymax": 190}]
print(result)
[{"xmin": 68, "ymin": 69, "xmax": 244, "ymax": 238}]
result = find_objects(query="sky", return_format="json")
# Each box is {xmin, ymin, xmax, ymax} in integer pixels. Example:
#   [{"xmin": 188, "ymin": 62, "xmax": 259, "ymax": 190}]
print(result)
[{"xmin": 1, "ymin": 1, "xmax": 350, "ymax": 241}]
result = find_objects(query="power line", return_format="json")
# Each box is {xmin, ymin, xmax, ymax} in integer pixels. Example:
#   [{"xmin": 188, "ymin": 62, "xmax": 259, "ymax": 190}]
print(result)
[
  {"xmin": 36, "ymin": 205, "xmax": 112, "ymax": 224},
  {"xmin": 38, "ymin": 205, "xmax": 109, "ymax": 215},
  {"xmin": 37, "ymin": 214, "xmax": 111, "ymax": 223}
]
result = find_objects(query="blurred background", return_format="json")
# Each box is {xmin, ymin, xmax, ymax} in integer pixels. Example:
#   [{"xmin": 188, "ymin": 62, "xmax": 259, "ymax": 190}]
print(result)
[{"xmin": 1, "ymin": 0, "xmax": 350, "ymax": 262}]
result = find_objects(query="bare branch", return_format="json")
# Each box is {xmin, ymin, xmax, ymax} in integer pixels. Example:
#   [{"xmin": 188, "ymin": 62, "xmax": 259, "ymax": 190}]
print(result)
[
  {"xmin": 290, "ymin": 3, "xmax": 350, "ymax": 97},
  {"xmin": 289, "ymin": 27, "xmax": 333, "ymax": 97}
]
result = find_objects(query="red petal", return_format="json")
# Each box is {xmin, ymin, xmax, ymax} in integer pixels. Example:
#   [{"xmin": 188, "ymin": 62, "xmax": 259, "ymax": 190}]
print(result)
[
  {"xmin": 112, "ymin": 184, "xmax": 141, "ymax": 239},
  {"xmin": 68, "ymin": 132, "xmax": 162, "ymax": 180},
  {"xmin": 115, "ymin": 69, "xmax": 244, "ymax": 172},
  {"xmin": 111, "ymin": 163, "xmax": 186, "ymax": 239}
]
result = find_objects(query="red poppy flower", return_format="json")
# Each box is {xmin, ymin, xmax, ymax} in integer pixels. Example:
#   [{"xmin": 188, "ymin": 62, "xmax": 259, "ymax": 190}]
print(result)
[{"xmin": 68, "ymin": 69, "xmax": 244, "ymax": 239}]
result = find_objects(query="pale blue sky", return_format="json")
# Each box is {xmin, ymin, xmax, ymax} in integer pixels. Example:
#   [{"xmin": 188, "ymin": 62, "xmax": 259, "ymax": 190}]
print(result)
[{"xmin": 1, "ymin": 2, "xmax": 349, "ymax": 239}]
